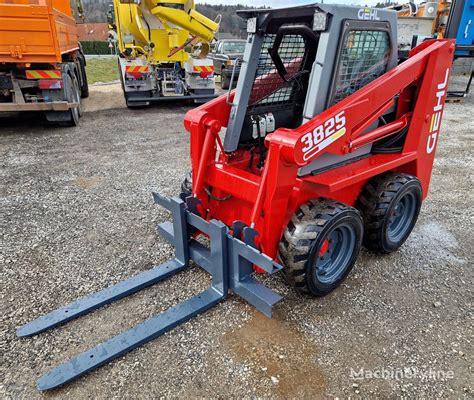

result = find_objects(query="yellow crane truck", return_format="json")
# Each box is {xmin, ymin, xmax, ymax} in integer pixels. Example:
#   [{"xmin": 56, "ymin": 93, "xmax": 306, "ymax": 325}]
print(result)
[{"xmin": 109, "ymin": 0, "xmax": 220, "ymax": 107}]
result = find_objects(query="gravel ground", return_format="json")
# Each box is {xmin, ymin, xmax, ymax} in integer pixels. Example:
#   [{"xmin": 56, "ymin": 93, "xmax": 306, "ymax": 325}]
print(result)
[{"xmin": 0, "ymin": 85, "xmax": 472, "ymax": 399}]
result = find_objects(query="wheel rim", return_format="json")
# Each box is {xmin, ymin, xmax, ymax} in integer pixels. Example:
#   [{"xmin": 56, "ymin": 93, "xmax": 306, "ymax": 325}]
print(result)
[
  {"xmin": 387, "ymin": 192, "xmax": 417, "ymax": 243},
  {"xmin": 314, "ymin": 223, "xmax": 357, "ymax": 284}
]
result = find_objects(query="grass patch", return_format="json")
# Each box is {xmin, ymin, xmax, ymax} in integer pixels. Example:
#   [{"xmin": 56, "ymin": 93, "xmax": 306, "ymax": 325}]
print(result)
[{"xmin": 85, "ymin": 57, "xmax": 119, "ymax": 84}]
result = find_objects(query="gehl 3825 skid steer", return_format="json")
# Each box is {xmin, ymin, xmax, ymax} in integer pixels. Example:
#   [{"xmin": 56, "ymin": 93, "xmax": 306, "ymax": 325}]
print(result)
[{"xmin": 18, "ymin": 4, "xmax": 454, "ymax": 391}]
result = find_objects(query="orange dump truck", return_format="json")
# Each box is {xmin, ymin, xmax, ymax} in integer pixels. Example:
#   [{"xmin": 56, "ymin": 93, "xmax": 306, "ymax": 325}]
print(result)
[{"xmin": 0, "ymin": 0, "xmax": 88, "ymax": 125}]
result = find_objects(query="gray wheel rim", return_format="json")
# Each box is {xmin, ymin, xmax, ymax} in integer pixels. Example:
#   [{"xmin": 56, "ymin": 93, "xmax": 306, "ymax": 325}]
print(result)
[
  {"xmin": 314, "ymin": 223, "xmax": 356, "ymax": 284},
  {"xmin": 387, "ymin": 192, "xmax": 417, "ymax": 243}
]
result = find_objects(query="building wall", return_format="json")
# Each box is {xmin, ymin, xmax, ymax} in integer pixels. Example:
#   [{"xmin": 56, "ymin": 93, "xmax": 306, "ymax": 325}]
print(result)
[{"xmin": 77, "ymin": 23, "xmax": 109, "ymax": 41}]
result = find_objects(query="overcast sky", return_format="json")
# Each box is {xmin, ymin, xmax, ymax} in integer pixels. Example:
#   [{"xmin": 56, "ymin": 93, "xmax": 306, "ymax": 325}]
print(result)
[{"xmin": 196, "ymin": 0, "xmax": 385, "ymax": 7}]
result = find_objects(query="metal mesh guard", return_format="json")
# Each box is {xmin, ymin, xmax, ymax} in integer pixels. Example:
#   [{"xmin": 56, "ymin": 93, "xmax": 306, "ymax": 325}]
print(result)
[
  {"xmin": 248, "ymin": 34, "xmax": 307, "ymax": 112},
  {"xmin": 332, "ymin": 30, "xmax": 390, "ymax": 105}
]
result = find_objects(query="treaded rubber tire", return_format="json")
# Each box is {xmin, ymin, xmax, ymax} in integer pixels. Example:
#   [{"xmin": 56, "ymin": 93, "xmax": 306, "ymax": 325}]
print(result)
[
  {"xmin": 60, "ymin": 73, "xmax": 81, "ymax": 126},
  {"xmin": 278, "ymin": 198, "xmax": 363, "ymax": 296},
  {"xmin": 358, "ymin": 172, "xmax": 422, "ymax": 253},
  {"xmin": 78, "ymin": 55, "xmax": 89, "ymax": 98},
  {"xmin": 46, "ymin": 68, "xmax": 81, "ymax": 127},
  {"xmin": 73, "ymin": 70, "xmax": 83, "ymax": 118},
  {"xmin": 180, "ymin": 171, "xmax": 193, "ymax": 199}
]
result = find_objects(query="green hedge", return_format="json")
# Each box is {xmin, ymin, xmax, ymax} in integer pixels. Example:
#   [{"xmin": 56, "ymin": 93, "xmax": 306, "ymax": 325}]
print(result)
[{"xmin": 80, "ymin": 41, "xmax": 111, "ymax": 55}]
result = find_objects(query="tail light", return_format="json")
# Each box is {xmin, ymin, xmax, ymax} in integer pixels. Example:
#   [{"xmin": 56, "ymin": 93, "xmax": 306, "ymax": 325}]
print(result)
[
  {"xmin": 125, "ymin": 66, "xmax": 149, "ymax": 80},
  {"xmin": 38, "ymin": 79, "xmax": 63, "ymax": 90},
  {"xmin": 199, "ymin": 71, "xmax": 213, "ymax": 78},
  {"xmin": 126, "ymin": 72, "xmax": 145, "ymax": 80}
]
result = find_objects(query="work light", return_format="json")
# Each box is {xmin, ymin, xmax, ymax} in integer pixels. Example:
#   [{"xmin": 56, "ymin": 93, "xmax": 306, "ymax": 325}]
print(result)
[
  {"xmin": 247, "ymin": 17, "xmax": 257, "ymax": 34},
  {"xmin": 313, "ymin": 11, "xmax": 327, "ymax": 31}
]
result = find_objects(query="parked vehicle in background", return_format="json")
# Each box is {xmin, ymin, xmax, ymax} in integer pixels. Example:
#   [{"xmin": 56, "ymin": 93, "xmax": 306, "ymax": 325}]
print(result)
[
  {"xmin": 210, "ymin": 39, "xmax": 246, "ymax": 89},
  {"xmin": 0, "ymin": 0, "xmax": 88, "ymax": 126},
  {"xmin": 108, "ymin": 0, "xmax": 220, "ymax": 107}
]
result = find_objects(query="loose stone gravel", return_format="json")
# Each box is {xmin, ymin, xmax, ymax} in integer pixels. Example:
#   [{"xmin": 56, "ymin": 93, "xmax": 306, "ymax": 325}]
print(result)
[{"xmin": 0, "ymin": 88, "xmax": 472, "ymax": 399}]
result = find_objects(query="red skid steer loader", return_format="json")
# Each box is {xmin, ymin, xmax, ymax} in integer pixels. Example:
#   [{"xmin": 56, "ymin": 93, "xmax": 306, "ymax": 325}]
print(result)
[{"xmin": 18, "ymin": 4, "xmax": 454, "ymax": 391}]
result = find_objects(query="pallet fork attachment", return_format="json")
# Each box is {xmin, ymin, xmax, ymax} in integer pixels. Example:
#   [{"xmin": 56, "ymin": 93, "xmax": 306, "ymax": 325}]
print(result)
[{"xmin": 17, "ymin": 194, "xmax": 282, "ymax": 391}]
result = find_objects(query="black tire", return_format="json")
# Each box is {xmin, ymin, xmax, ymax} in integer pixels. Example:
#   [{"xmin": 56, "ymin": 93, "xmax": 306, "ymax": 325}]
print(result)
[
  {"xmin": 63, "ymin": 73, "xmax": 81, "ymax": 126},
  {"xmin": 73, "ymin": 70, "xmax": 83, "ymax": 118},
  {"xmin": 221, "ymin": 70, "xmax": 230, "ymax": 90},
  {"xmin": 180, "ymin": 171, "xmax": 193, "ymax": 199},
  {"xmin": 278, "ymin": 198, "xmax": 363, "ymax": 296},
  {"xmin": 77, "ymin": 55, "xmax": 89, "ymax": 98},
  {"xmin": 45, "ymin": 71, "xmax": 80, "ymax": 127},
  {"xmin": 358, "ymin": 172, "xmax": 422, "ymax": 253}
]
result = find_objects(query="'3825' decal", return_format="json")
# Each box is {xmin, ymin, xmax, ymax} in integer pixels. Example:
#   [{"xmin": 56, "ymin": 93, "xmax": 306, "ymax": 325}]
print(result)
[{"xmin": 298, "ymin": 111, "xmax": 347, "ymax": 162}]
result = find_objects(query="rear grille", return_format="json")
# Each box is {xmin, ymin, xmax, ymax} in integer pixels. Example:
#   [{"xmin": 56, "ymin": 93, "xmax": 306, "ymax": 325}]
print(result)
[{"xmin": 247, "ymin": 34, "xmax": 308, "ymax": 113}]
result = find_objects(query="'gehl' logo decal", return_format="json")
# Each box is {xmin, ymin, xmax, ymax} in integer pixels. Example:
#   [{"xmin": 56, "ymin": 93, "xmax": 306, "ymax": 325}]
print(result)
[
  {"xmin": 426, "ymin": 68, "xmax": 449, "ymax": 154},
  {"xmin": 358, "ymin": 8, "xmax": 380, "ymax": 20}
]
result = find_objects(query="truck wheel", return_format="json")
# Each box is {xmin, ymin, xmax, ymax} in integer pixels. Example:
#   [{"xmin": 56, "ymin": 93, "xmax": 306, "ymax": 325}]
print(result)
[
  {"xmin": 358, "ymin": 173, "xmax": 422, "ymax": 253},
  {"xmin": 221, "ymin": 71, "xmax": 230, "ymax": 90},
  {"xmin": 77, "ymin": 55, "xmax": 89, "ymax": 98},
  {"xmin": 180, "ymin": 171, "xmax": 193, "ymax": 199},
  {"xmin": 73, "ymin": 71, "xmax": 83, "ymax": 117},
  {"xmin": 45, "ymin": 72, "xmax": 81, "ymax": 126},
  {"xmin": 278, "ymin": 199, "xmax": 363, "ymax": 296},
  {"xmin": 64, "ymin": 73, "xmax": 81, "ymax": 126}
]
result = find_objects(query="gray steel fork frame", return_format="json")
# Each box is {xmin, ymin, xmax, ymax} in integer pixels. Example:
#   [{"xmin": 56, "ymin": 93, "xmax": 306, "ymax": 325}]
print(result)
[{"xmin": 16, "ymin": 194, "xmax": 282, "ymax": 391}]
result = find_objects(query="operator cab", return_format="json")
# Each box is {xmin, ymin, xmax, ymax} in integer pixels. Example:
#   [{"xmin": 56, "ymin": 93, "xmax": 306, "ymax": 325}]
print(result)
[{"xmin": 224, "ymin": 4, "xmax": 398, "ymax": 175}]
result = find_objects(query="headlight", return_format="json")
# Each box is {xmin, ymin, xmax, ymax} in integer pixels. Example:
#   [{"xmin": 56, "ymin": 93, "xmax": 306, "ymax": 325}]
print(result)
[
  {"xmin": 313, "ymin": 11, "xmax": 327, "ymax": 31},
  {"xmin": 247, "ymin": 17, "xmax": 257, "ymax": 34}
]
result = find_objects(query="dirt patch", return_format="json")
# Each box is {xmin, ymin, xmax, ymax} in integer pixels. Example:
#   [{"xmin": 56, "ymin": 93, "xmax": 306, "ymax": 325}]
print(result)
[
  {"xmin": 82, "ymin": 82, "xmax": 125, "ymax": 112},
  {"xmin": 222, "ymin": 311, "xmax": 325, "ymax": 398},
  {"xmin": 73, "ymin": 176, "xmax": 103, "ymax": 189}
]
